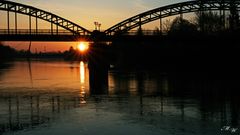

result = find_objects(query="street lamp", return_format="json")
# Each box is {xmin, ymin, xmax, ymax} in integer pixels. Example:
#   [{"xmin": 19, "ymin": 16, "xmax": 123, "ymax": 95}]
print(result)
[
  {"xmin": 94, "ymin": 22, "xmax": 98, "ymax": 30},
  {"xmin": 94, "ymin": 21, "xmax": 102, "ymax": 31},
  {"xmin": 98, "ymin": 23, "xmax": 101, "ymax": 31}
]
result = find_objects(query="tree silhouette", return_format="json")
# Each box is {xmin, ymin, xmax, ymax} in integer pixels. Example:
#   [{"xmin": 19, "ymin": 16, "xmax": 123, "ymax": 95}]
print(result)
[
  {"xmin": 153, "ymin": 27, "xmax": 161, "ymax": 35},
  {"xmin": 0, "ymin": 43, "xmax": 17, "ymax": 59},
  {"xmin": 162, "ymin": 19, "xmax": 172, "ymax": 34},
  {"xmin": 136, "ymin": 27, "xmax": 144, "ymax": 36},
  {"xmin": 195, "ymin": 11, "xmax": 224, "ymax": 34},
  {"xmin": 169, "ymin": 17, "xmax": 197, "ymax": 35}
]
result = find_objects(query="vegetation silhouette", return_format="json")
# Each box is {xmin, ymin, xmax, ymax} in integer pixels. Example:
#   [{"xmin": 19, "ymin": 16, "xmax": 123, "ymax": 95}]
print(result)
[
  {"xmin": 0, "ymin": 42, "xmax": 79, "ymax": 60},
  {"xmin": 0, "ymin": 42, "xmax": 17, "ymax": 60},
  {"xmin": 108, "ymin": 9, "xmax": 240, "ymax": 70},
  {"xmin": 168, "ymin": 17, "xmax": 198, "ymax": 36},
  {"xmin": 64, "ymin": 46, "xmax": 88, "ymax": 61},
  {"xmin": 195, "ymin": 11, "xmax": 225, "ymax": 33}
]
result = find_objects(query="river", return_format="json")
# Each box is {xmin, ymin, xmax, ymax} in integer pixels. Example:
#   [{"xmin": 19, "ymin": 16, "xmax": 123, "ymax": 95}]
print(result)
[{"xmin": 0, "ymin": 60, "xmax": 239, "ymax": 135}]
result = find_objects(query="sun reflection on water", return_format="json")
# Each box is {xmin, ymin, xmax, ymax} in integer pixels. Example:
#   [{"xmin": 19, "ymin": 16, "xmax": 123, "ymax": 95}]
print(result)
[
  {"xmin": 80, "ymin": 61, "xmax": 85, "ymax": 84},
  {"xmin": 80, "ymin": 61, "xmax": 87, "ymax": 104}
]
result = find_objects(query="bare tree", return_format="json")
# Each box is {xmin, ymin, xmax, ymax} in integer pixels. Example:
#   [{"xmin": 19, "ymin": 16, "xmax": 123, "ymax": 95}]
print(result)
[
  {"xmin": 153, "ymin": 27, "xmax": 161, "ymax": 35},
  {"xmin": 169, "ymin": 17, "xmax": 197, "ymax": 35},
  {"xmin": 162, "ymin": 19, "xmax": 171, "ymax": 34},
  {"xmin": 195, "ymin": 11, "xmax": 223, "ymax": 33}
]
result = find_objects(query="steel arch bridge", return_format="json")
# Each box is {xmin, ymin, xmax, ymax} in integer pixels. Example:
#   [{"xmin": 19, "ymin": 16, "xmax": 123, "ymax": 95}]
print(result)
[
  {"xmin": 0, "ymin": 0, "xmax": 91, "ymax": 37},
  {"xmin": 105, "ymin": 0, "xmax": 240, "ymax": 35}
]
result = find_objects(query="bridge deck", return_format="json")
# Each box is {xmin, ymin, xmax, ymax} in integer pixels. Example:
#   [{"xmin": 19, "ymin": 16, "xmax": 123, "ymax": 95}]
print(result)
[{"xmin": 0, "ymin": 35, "xmax": 90, "ymax": 41}]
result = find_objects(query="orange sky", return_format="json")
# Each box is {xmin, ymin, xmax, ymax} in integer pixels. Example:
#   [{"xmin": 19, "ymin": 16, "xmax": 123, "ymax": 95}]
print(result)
[
  {"xmin": 0, "ymin": 0, "xmax": 186, "ymax": 52},
  {"xmin": 7, "ymin": 0, "xmax": 185, "ymax": 30},
  {"xmin": 2, "ymin": 41, "xmax": 80, "ymax": 53}
]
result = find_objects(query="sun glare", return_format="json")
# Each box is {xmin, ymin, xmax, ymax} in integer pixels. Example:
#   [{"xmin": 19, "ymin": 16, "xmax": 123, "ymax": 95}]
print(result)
[{"xmin": 77, "ymin": 42, "xmax": 89, "ymax": 52}]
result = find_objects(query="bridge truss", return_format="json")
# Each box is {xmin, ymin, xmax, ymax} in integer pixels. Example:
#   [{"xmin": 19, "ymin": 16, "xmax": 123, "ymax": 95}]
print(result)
[
  {"xmin": 105, "ymin": 0, "xmax": 240, "ymax": 35},
  {"xmin": 0, "ymin": 0, "xmax": 91, "ymax": 36}
]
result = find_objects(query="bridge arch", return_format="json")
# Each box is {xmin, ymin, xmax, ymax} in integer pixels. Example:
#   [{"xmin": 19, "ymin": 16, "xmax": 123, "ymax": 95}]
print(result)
[
  {"xmin": 0, "ymin": 0, "xmax": 91, "ymax": 35},
  {"xmin": 105, "ymin": 0, "xmax": 240, "ymax": 35}
]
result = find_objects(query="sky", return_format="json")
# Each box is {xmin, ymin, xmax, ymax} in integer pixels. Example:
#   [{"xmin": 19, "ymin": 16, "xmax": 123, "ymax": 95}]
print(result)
[
  {"xmin": 8, "ymin": 0, "xmax": 186, "ymax": 30},
  {"xmin": 1, "ymin": 0, "xmax": 186, "ymax": 52}
]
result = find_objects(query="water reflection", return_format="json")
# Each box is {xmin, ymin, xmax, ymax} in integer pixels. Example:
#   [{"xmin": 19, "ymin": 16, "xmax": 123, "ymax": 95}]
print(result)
[
  {"xmin": 89, "ymin": 61, "xmax": 108, "ymax": 95},
  {"xmin": 80, "ymin": 61, "xmax": 85, "ymax": 84},
  {"xmin": 0, "ymin": 61, "xmax": 240, "ymax": 135},
  {"xmin": 79, "ymin": 61, "xmax": 86, "ymax": 104},
  {"xmin": 0, "ymin": 60, "xmax": 90, "ymax": 134},
  {"xmin": 107, "ymin": 70, "xmax": 240, "ymax": 132},
  {"xmin": 108, "ymin": 71, "xmax": 169, "ymax": 96},
  {"xmin": 0, "ymin": 62, "xmax": 13, "ymax": 80}
]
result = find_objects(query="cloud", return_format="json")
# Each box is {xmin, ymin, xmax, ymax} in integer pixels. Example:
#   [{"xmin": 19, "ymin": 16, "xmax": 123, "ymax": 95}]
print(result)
[{"xmin": 131, "ymin": 0, "xmax": 149, "ymax": 11}]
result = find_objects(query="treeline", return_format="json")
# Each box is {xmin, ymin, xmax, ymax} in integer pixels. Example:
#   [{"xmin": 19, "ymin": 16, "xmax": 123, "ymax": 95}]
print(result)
[
  {"xmin": 0, "ymin": 43, "xmax": 63, "ymax": 59},
  {"xmin": 135, "ymin": 11, "xmax": 240, "ymax": 36},
  {"xmin": 0, "ymin": 42, "xmax": 17, "ymax": 60},
  {"xmin": 0, "ymin": 42, "xmax": 87, "ymax": 60},
  {"xmin": 64, "ymin": 46, "xmax": 87, "ymax": 61}
]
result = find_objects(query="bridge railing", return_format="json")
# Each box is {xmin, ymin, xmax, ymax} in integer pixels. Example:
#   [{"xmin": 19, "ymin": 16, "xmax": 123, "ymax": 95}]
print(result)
[
  {"xmin": 0, "ymin": 29, "xmax": 74, "ymax": 35},
  {"xmin": 121, "ymin": 30, "xmax": 167, "ymax": 36}
]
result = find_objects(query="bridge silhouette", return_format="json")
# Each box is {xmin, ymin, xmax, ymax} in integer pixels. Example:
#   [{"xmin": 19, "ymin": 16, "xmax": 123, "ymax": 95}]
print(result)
[{"xmin": 0, "ymin": 0, "xmax": 240, "ymax": 41}]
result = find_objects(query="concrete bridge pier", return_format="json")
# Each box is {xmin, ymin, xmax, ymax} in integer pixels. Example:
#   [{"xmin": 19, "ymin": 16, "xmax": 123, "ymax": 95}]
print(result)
[{"xmin": 88, "ymin": 43, "xmax": 111, "ymax": 95}]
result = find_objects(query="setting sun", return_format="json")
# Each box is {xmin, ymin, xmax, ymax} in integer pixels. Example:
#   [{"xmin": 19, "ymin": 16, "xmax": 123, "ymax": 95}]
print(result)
[{"xmin": 77, "ymin": 42, "xmax": 89, "ymax": 52}]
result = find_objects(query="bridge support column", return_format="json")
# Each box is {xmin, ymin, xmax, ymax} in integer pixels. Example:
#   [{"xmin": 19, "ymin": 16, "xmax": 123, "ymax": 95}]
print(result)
[
  {"xmin": 51, "ymin": 23, "xmax": 53, "ymax": 35},
  {"xmin": 15, "ymin": 12, "xmax": 17, "ymax": 34},
  {"xmin": 160, "ymin": 12, "xmax": 163, "ymax": 35},
  {"xmin": 36, "ymin": 16, "xmax": 38, "ymax": 35},
  {"xmin": 51, "ymin": 17, "xmax": 53, "ymax": 35},
  {"xmin": 29, "ymin": 15, "xmax": 31, "ymax": 35},
  {"xmin": 179, "ymin": 6, "xmax": 183, "ymax": 20},
  {"xmin": 199, "ymin": 1, "xmax": 204, "ymax": 32},
  {"xmin": 220, "ymin": 0, "xmax": 226, "ymax": 30},
  {"xmin": 180, "ymin": 13, "xmax": 183, "ymax": 20},
  {"xmin": 139, "ymin": 18, "xmax": 142, "ymax": 30},
  {"xmin": 56, "ymin": 25, "xmax": 58, "ymax": 35},
  {"xmin": 7, "ymin": 10, "xmax": 10, "ymax": 34}
]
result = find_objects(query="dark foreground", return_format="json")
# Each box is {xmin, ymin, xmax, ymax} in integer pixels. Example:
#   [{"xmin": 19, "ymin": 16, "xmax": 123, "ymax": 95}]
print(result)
[{"xmin": 87, "ymin": 35, "xmax": 240, "ymax": 73}]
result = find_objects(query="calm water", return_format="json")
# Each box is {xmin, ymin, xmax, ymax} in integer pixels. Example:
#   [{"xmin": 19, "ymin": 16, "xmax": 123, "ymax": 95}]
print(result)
[{"xmin": 0, "ymin": 60, "xmax": 240, "ymax": 135}]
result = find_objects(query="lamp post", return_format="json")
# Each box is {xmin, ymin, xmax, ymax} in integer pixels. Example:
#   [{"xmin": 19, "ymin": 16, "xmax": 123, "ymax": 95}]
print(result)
[
  {"xmin": 98, "ymin": 23, "xmax": 101, "ymax": 31},
  {"xmin": 94, "ymin": 22, "xmax": 98, "ymax": 30},
  {"xmin": 94, "ymin": 22, "xmax": 102, "ymax": 31}
]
